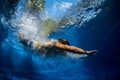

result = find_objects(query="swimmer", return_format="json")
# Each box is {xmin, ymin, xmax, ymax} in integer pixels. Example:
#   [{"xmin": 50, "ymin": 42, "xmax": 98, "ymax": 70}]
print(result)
[{"xmin": 19, "ymin": 32, "xmax": 97, "ymax": 57}]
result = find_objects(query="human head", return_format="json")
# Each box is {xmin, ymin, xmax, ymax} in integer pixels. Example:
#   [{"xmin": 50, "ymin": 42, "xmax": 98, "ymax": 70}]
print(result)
[{"xmin": 57, "ymin": 38, "xmax": 70, "ymax": 45}]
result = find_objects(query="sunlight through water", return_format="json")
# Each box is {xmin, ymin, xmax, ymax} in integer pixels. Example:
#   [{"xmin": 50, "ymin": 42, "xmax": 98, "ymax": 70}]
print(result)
[{"xmin": 0, "ymin": 0, "xmax": 106, "ymax": 79}]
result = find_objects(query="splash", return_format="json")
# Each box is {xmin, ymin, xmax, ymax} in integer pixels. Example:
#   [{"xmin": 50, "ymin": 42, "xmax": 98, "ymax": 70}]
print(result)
[
  {"xmin": 0, "ymin": 0, "xmax": 108, "ymax": 79},
  {"xmin": 11, "ymin": 12, "xmax": 49, "ymax": 43},
  {"xmin": 59, "ymin": 0, "xmax": 106, "ymax": 27},
  {"xmin": 9, "ymin": 0, "xmax": 106, "ymax": 42},
  {"xmin": 1, "ymin": 0, "xmax": 106, "ymax": 53}
]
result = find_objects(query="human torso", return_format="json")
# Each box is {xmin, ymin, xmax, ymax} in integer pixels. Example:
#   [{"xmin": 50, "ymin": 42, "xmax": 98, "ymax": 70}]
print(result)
[{"xmin": 32, "ymin": 40, "xmax": 65, "ymax": 56}]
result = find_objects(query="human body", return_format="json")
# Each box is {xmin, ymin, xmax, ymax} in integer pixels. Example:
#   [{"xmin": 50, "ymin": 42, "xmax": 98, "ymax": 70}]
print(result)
[{"xmin": 19, "ymin": 32, "xmax": 97, "ymax": 57}]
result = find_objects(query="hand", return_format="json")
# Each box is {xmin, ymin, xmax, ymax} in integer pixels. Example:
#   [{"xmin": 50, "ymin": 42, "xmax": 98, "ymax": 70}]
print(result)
[{"xmin": 85, "ymin": 50, "xmax": 97, "ymax": 55}]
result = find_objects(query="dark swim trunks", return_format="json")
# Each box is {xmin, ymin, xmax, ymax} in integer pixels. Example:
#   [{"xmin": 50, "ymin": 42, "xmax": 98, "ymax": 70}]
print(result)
[
  {"xmin": 20, "ymin": 39, "xmax": 66, "ymax": 56},
  {"xmin": 20, "ymin": 38, "xmax": 33, "ymax": 49}
]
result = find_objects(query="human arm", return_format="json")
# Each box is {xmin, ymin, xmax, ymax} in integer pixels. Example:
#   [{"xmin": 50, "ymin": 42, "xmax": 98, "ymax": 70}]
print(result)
[{"xmin": 55, "ymin": 42, "xmax": 86, "ymax": 54}]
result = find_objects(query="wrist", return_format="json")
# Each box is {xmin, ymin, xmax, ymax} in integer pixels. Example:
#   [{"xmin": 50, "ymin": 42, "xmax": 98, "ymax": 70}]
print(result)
[{"xmin": 84, "ymin": 50, "xmax": 88, "ymax": 54}]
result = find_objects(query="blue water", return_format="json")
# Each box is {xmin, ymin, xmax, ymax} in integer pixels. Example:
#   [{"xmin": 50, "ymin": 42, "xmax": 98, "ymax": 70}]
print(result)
[{"xmin": 0, "ymin": 0, "xmax": 120, "ymax": 80}]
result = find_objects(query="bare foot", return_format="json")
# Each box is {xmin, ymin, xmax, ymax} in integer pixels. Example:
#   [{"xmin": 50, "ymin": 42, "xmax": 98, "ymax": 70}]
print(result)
[{"xmin": 19, "ymin": 32, "xmax": 23, "ymax": 40}]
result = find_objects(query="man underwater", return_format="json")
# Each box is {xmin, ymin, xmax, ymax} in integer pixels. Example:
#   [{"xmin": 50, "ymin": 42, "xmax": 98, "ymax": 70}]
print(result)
[{"xmin": 19, "ymin": 32, "xmax": 97, "ymax": 57}]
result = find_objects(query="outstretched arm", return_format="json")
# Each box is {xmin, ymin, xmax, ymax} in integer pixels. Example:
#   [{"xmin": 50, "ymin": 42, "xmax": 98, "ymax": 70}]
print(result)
[
  {"xmin": 55, "ymin": 42, "xmax": 86, "ymax": 54},
  {"xmin": 55, "ymin": 42, "xmax": 97, "ymax": 54}
]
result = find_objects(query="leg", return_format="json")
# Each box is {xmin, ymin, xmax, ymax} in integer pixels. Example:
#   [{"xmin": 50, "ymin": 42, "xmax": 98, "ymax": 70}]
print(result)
[
  {"xmin": 19, "ymin": 32, "xmax": 23, "ymax": 41},
  {"xmin": 19, "ymin": 32, "xmax": 41, "ymax": 50},
  {"xmin": 19, "ymin": 32, "xmax": 32, "ymax": 47}
]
